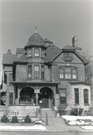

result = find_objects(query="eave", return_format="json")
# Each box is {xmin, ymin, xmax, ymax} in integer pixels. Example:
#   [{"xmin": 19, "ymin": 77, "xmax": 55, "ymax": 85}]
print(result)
[{"xmin": 10, "ymin": 81, "xmax": 60, "ymax": 85}]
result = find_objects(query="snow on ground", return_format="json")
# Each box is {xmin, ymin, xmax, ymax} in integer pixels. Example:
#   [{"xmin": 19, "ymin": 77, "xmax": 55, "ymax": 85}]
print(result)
[
  {"xmin": 62, "ymin": 115, "xmax": 93, "ymax": 127},
  {"xmin": 0, "ymin": 125, "xmax": 47, "ymax": 131},
  {"xmin": 62, "ymin": 115, "xmax": 93, "ymax": 121},
  {"xmin": 81, "ymin": 126, "xmax": 93, "ymax": 130}
]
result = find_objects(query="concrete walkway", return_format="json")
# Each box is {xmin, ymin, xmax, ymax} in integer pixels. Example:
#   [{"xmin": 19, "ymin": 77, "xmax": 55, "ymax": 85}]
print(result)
[{"xmin": 0, "ymin": 118, "xmax": 93, "ymax": 132}]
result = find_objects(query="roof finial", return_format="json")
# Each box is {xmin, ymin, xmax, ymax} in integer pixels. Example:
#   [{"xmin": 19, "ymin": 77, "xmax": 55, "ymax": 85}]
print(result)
[{"xmin": 35, "ymin": 26, "xmax": 37, "ymax": 33}]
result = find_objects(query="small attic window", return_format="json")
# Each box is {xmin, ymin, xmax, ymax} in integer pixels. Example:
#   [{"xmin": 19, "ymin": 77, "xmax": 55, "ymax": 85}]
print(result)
[
  {"xmin": 63, "ymin": 52, "xmax": 73, "ymax": 62},
  {"xmin": 63, "ymin": 52, "xmax": 73, "ymax": 58},
  {"xmin": 27, "ymin": 49, "xmax": 32, "ymax": 57}
]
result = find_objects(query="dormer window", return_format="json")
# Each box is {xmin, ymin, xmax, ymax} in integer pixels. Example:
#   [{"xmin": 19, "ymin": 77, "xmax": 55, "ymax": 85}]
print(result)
[
  {"xmin": 27, "ymin": 49, "xmax": 32, "ymax": 57},
  {"xmin": 34, "ymin": 48, "xmax": 39, "ymax": 57}
]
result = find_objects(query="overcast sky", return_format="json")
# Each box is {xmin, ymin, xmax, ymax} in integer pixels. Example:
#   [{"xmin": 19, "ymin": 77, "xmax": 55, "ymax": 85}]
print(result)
[{"xmin": 0, "ymin": 0, "xmax": 93, "ymax": 70}]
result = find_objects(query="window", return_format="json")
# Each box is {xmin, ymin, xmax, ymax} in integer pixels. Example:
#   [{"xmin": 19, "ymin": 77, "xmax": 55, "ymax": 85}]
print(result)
[
  {"xmin": 63, "ymin": 52, "xmax": 73, "ymax": 58},
  {"xmin": 84, "ymin": 89, "xmax": 88, "ymax": 104},
  {"xmin": 41, "ymin": 65, "xmax": 44, "ymax": 79},
  {"xmin": 65, "ymin": 67, "xmax": 71, "ymax": 79},
  {"xmin": 59, "ymin": 66, "xmax": 77, "ymax": 80},
  {"xmin": 42, "ymin": 49, "xmax": 45, "ymax": 57},
  {"xmin": 60, "ymin": 89, "xmax": 66, "ymax": 104},
  {"xmin": 74, "ymin": 88, "xmax": 79, "ymax": 104},
  {"xmin": 34, "ymin": 65, "xmax": 39, "ymax": 78},
  {"xmin": 59, "ymin": 68, "xmax": 64, "ymax": 79},
  {"xmin": 9, "ymin": 92, "xmax": 13, "ymax": 105},
  {"xmin": 34, "ymin": 48, "xmax": 39, "ymax": 57},
  {"xmin": 28, "ymin": 65, "xmax": 32, "ymax": 78},
  {"xmin": 72, "ymin": 68, "xmax": 77, "ymax": 79},
  {"xmin": 27, "ymin": 49, "xmax": 32, "ymax": 57}
]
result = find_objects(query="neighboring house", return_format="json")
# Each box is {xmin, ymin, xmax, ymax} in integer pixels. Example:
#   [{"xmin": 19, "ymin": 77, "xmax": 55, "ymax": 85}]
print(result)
[{"xmin": 1, "ymin": 30, "xmax": 91, "ymax": 112}]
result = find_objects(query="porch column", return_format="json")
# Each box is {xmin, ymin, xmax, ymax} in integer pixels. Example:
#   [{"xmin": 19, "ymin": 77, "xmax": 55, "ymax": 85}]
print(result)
[{"xmin": 36, "ymin": 93, "xmax": 38, "ymax": 105}]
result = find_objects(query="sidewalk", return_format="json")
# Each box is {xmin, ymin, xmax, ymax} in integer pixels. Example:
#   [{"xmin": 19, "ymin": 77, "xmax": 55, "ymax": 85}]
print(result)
[{"xmin": 0, "ymin": 123, "xmax": 93, "ymax": 132}]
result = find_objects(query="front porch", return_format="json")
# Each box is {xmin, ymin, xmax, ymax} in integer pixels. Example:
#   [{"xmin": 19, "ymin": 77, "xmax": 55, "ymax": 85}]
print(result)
[{"xmin": 8, "ymin": 81, "xmax": 60, "ymax": 109}]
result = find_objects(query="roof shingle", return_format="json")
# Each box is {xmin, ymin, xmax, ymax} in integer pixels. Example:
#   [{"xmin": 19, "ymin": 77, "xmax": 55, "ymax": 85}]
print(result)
[
  {"xmin": 14, "ymin": 54, "xmax": 28, "ymax": 63},
  {"xmin": 3, "ymin": 51, "xmax": 16, "ymax": 65}
]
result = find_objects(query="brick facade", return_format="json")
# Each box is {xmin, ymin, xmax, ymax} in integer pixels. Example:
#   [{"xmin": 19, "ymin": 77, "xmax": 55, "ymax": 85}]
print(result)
[{"xmin": 1, "ymin": 32, "xmax": 91, "ymax": 113}]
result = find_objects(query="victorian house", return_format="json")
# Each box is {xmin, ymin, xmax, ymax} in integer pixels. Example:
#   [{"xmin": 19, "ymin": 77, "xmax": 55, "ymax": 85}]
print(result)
[{"xmin": 1, "ymin": 29, "xmax": 91, "ymax": 113}]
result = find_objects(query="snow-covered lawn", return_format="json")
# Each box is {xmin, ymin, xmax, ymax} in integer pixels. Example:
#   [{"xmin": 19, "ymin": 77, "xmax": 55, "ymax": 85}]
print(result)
[
  {"xmin": 62, "ymin": 115, "xmax": 93, "ymax": 126},
  {"xmin": 81, "ymin": 126, "xmax": 93, "ymax": 130}
]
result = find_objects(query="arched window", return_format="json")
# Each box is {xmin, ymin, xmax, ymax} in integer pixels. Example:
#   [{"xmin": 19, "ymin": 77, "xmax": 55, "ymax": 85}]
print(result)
[{"xmin": 84, "ymin": 89, "xmax": 89, "ymax": 104}]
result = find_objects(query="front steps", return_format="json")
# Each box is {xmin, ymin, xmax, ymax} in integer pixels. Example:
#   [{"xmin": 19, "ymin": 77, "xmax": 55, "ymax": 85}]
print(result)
[
  {"xmin": 41, "ymin": 108, "xmax": 65, "ymax": 126},
  {"xmin": 41, "ymin": 108, "xmax": 55, "ymax": 118}
]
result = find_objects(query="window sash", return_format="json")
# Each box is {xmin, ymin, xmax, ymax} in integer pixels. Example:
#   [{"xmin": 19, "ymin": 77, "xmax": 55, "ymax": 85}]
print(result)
[
  {"xmin": 84, "ymin": 89, "xmax": 88, "ymax": 104},
  {"xmin": 41, "ymin": 65, "xmax": 44, "ymax": 79},
  {"xmin": 60, "ymin": 89, "xmax": 66, "ymax": 104},
  {"xmin": 27, "ymin": 49, "xmax": 32, "ymax": 57},
  {"xmin": 34, "ymin": 48, "xmax": 39, "ymax": 56},
  {"xmin": 74, "ymin": 88, "xmax": 79, "ymax": 104},
  {"xmin": 59, "ymin": 68, "xmax": 64, "ymax": 78},
  {"xmin": 28, "ymin": 65, "xmax": 32, "ymax": 78},
  {"xmin": 34, "ymin": 65, "xmax": 39, "ymax": 78},
  {"xmin": 42, "ymin": 49, "xmax": 45, "ymax": 57}
]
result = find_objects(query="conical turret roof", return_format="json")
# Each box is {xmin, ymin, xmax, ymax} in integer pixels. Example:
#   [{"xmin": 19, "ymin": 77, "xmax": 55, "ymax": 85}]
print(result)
[{"xmin": 24, "ymin": 32, "xmax": 46, "ymax": 49}]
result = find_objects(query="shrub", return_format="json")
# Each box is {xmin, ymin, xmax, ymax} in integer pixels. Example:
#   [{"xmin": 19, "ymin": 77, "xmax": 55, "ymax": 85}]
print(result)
[
  {"xmin": 1, "ymin": 114, "xmax": 9, "ymax": 123},
  {"xmin": 11, "ymin": 116, "xmax": 18, "ymax": 123},
  {"xmin": 70, "ymin": 108, "xmax": 83, "ymax": 116},
  {"xmin": 24, "ymin": 115, "xmax": 31, "ymax": 123}
]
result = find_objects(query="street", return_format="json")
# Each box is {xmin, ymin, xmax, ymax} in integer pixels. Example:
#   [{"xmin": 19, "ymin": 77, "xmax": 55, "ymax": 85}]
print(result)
[{"xmin": 0, "ymin": 131, "xmax": 93, "ymax": 135}]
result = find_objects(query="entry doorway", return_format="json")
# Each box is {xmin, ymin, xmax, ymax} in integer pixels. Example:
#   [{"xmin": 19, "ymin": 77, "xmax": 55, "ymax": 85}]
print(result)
[{"xmin": 39, "ymin": 87, "xmax": 54, "ymax": 108}]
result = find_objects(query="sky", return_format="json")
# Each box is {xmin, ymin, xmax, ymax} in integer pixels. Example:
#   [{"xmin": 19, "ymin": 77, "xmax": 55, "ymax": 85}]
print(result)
[{"xmin": 0, "ymin": 0, "xmax": 93, "ymax": 73}]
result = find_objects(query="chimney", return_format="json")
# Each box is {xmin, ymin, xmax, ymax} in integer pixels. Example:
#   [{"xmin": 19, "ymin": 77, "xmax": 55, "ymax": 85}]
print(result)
[{"xmin": 72, "ymin": 36, "xmax": 78, "ymax": 47}]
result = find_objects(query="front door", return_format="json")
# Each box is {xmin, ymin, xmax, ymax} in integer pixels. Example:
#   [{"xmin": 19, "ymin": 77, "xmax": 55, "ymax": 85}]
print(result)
[{"xmin": 39, "ymin": 98, "xmax": 49, "ymax": 108}]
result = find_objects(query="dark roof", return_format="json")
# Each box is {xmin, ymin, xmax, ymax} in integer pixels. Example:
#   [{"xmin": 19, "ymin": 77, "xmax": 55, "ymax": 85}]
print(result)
[
  {"xmin": 74, "ymin": 51, "xmax": 87, "ymax": 64},
  {"xmin": 44, "ymin": 38, "xmax": 53, "ymax": 43},
  {"xmin": 3, "ymin": 50, "xmax": 16, "ymax": 65},
  {"xmin": 50, "ymin": 45, "xmax": 87, "ymax": 64},
  {"xmin": 45, "ymin": 44, "xmax": 62, "ymax": 62},
  {"xmin": 24, "ymin": 33, "xmax": 46, "ymax": 49},
  {"xmin": 14, "ymin": 54, "xmax": 28, "ymax": 63},
  {"xmin": 16, "ymin": 48, "xmax": 26, "ymax": 54},
  {"xmin": 62, "ymin": 45, "xmax": 75, "ymax": 51}
]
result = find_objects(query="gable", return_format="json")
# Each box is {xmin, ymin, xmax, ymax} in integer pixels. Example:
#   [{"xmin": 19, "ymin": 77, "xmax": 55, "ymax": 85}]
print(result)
[{"xmin": 53, "ymin": 52, "xmax": 85, "ymax": 64}]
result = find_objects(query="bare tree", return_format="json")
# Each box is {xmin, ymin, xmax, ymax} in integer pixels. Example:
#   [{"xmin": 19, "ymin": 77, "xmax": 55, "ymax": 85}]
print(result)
[{"xmin": 82, "ymin": 50, "xmax": 93, "ymax": 83}]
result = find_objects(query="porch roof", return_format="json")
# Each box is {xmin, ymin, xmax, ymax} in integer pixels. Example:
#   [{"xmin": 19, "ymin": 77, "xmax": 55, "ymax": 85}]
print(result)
[{"xmin": 10, "ymin": 81, "xmax": 60, "ymax": 85}]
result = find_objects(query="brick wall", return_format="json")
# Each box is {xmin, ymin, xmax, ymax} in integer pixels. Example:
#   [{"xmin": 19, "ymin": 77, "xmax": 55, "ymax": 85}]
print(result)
[
  {"xmin": 52, "ymin": 63, "xmax": 85, "ymax": 82},
  {"xmin": 16, "ymin": 64, "xmax": 27, "ymax": 81}
]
